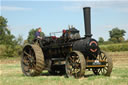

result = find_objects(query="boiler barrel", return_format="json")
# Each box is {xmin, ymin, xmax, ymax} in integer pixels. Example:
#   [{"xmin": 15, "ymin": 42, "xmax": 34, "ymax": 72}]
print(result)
[
  {"xmin": 72, "ymin": 38, "xmax": 99, "ymax": 54},
  {"xmin": 73, "ymin": 38, "xmax": 90, "ymax": 52}
]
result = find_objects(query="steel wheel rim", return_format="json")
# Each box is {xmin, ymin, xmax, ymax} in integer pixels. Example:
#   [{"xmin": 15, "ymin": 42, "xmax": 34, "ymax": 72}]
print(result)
[
  {"xmin": 66, "ymin": 51, "xmax": 85, "ymax": 78},
  {"xmin": 21, "ymin": 46, "xmax": 36, "ymax": 76}
]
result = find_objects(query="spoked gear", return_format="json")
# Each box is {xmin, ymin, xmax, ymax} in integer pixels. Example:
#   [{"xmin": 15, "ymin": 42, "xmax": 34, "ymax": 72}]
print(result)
[
  {"xmin": 92, "ymin": 51, "xmax": 113, "ymax": 76},
  {"xmin": 21, "ymin": 44, "xmax": 45, "ymax": 76},
  {"xmin": 65, "ymin": 51, "xmax": 86, "ymax": 78}
]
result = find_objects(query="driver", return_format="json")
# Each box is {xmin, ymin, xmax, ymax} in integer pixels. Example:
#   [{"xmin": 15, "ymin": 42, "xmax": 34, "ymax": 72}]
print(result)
[{"xmin": 35, "ymin": 27, "xmax": 42, "ymax": 39}]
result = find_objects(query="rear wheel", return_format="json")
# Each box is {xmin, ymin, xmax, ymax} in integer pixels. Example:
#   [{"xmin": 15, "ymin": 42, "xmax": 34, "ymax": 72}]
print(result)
[
  {"xmin": 65, "ymin": 51, "xmax": 86, "ymax": 78},
  {"xmin": 21, "ymin": 44, "xmax": 45, "ymax": 76},
  {"xmin": 92, "ymin": 51, "xmax": 113, "ymax": 76}
]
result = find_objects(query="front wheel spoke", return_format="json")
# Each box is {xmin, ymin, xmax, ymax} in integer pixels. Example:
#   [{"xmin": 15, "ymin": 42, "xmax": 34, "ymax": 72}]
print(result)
[
  {"xmin": 106, "ymin": 62, "xmax": 108, "ymax": 64},
  {"xmin": 102, "ymin": 68, "xmax": 104, "ymax": 73},
  {"xmin": 101, "ymin": 53, "xmax": 105, "ymax": 57},
  {"xmin": 103, "ymin": 68, "xmax": 107, "ymax": 73},
  {"xmin": 94, "ymin": 69, "xmax": 99, "ymax": 74},
  {"xmin": 101, "ymin": 56, "xmax": 104, "ymax": 60},
  {"xmin": 103, "ymin": 56, "xmax": 107, "ymax": 60},
  {"xmin": 105, "ymin": 65, "xmax": 109, "ymax": 68},
  {"xmin": 98, "ymin": 68, "xmax": 102, "ymax": 73},
  {"xmin": 100, "ymin": 68, "xmax": 103, "ymax": 73},
  {"xmin": 104, "ymin": 67, "xmax": 108, "ymax": 71},
  {"xmin": 104, "ymin": 57, "xmax": 107, "ymax": 60},
  {"xmin": 99, "ymin": 54, "xmax": 102, "ymax": 60}
]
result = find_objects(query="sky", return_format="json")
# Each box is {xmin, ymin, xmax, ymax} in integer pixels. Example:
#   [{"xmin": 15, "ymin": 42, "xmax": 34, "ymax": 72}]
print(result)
[{"xmin": 0, "ymin": 0, "xmax": 128, "ymax": 41}]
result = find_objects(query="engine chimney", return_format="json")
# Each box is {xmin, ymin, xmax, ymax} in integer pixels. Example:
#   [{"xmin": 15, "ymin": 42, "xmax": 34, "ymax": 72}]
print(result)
[{"xmin": 83, "ymin": 7, "xmax": 92, "ymax": 37}]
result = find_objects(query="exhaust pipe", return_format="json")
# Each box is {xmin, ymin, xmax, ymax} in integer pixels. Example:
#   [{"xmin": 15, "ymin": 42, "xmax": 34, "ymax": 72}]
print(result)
[{"xmin": 83, "ymin": 7, "xmax": 92, "ymax": 37}]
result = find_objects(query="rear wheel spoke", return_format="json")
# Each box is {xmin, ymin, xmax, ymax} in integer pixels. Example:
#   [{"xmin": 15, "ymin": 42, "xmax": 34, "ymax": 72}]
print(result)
[
  {"xmin": 21, "ymin": 45, "xmax": 44, "ymax": 76},
  {"xmin": 66, "ymin": 51, "xmax": 85, "ymax": 78}
]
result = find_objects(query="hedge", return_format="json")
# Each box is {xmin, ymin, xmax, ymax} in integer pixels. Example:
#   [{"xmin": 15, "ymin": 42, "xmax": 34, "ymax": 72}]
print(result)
[
  {"xmin": 0, "ymin": 45, "xmax": 22, "ymax": 58},
  {"xmin": 100, "ymin": 43, "xmax": 128, "ymax": 52}
]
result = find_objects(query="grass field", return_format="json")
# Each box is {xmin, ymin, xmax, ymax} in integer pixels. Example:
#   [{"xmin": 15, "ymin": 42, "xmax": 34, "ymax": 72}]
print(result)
[{"xmin": 0, "ymin": 51, "xmax": 128, "ymax": 85}]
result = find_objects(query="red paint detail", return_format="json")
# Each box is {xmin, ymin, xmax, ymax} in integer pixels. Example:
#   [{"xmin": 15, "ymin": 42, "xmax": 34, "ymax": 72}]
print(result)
[
  {"xmin": 90, "ymin": 49, "xmax": 97, "ymax": 52},
  {"xmin": 89, "ymin": 41, "xmax": 98, "ymax": 52},
  {"xmin": 63, "ymin": 29, "xmax": 66, "ymax": 33},
  {"xmin": 51, "ymin": 36, "xmax": 56, "ymax": 39},
  {"xmin": 89, "ymin": 41, "xmax": 97, "ymax": 46}
]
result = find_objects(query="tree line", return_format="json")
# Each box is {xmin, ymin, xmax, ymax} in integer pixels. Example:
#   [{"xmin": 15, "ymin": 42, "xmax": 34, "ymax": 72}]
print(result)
[
  {"xmin": 98, "ymin": 28, "xmax": 127, "ymax": 44},
  {"xmin": 0, "ymin": 16, "xmax": 23, "ymax": 57}
]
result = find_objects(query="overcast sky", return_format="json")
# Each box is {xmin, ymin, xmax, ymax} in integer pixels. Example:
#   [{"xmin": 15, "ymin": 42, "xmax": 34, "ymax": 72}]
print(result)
[{"xmin": 0, "ymin": 0, "xmax": 128, "ymax": 41}]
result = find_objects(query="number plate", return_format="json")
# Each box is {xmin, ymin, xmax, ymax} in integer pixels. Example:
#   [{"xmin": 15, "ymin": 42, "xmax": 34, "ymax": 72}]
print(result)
[{"xmin": 92, "ymin": 60, "xmax": 101, "ymax": 65}]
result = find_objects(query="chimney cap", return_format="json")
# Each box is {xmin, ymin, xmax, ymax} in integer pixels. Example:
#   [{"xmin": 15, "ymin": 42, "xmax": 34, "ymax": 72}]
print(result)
[{"xmin": 83, "ymin": 7, "xmax": 91, "ymax": 9}]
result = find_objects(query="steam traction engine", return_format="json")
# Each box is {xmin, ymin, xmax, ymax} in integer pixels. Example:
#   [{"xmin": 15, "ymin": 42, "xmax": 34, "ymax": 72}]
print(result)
[{"xmin": 21, "ymin": 7, "xmax": 113, "ymax": 78}]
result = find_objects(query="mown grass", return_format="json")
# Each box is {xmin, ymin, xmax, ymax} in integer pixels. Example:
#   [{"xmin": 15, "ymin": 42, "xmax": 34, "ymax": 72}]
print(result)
[{"xmin": 0, "ymin": 51, "xmax": 128, "ymax": 85}]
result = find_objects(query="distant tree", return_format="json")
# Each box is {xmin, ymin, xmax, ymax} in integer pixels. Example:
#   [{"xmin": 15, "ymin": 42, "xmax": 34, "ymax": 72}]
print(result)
[
  {"xmin": 119, "ymin": 37, "xmax": 125, "ymax": 42},
  {"xmin": 0, "ymin": 16, "xmax": 8, "ymax": 44},
  {"xmin": 0, "ymin": 16, "xmax": 15, "ymax": 45},
  {"xmin": 15, "ymin": 35, "xmax": 23, "ymax": 45},
  {"xmin": 109, "ymin": 37, "xmax": 117, "ymax": 43},
  {"xmin": 0, "ymin": 16, "xmax": 23, "ymax": 57},
  {"xmin": 98, "ymin": 37, "xmax": 104, "ymax": 44},
  {"xmin": 27, "ymin": 28, "xmax": 45, "ymax": 43},
  {"xmin": 0, "ymin": 16, "xmax": 7, "ymax": 28},
  {"xmin": 109, "ymin": 28, "xmax": 126, "ymax": 43}
]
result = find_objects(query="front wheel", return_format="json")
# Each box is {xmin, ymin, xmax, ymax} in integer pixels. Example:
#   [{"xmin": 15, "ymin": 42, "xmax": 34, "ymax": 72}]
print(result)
[{"xmin": 92, "ymin": 51, "xmax": 113, "ymax": 76}]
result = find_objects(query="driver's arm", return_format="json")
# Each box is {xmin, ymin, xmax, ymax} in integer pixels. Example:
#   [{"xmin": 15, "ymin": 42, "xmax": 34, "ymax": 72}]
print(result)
[{"xmin": 37, "ymin": 36, "xmax": 42, "ymax": 39}]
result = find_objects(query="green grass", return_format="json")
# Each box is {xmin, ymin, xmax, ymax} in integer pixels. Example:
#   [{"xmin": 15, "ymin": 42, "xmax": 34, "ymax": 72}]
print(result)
[
  {"xmin": 0, "ymin": 51, "xmax": 128, "ymax": 85},
  {"xmin": 1, "ymin": 64, "xmax": 128, "ymax": 85}
]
